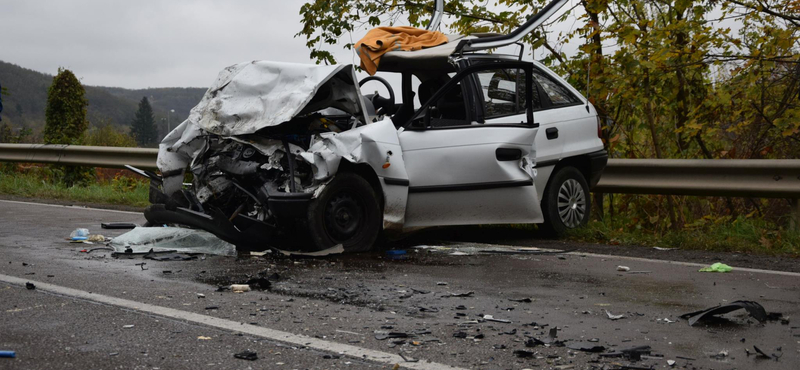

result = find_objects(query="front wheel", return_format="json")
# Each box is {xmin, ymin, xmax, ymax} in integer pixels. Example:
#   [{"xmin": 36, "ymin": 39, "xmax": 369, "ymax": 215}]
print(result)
[
  {"xmin": 307, "ymin": 173, "xmax": 382, "ymax": 252},
  {"xmin": 540, "ymin": 166, "xmax": 590, "ymax": 236}
]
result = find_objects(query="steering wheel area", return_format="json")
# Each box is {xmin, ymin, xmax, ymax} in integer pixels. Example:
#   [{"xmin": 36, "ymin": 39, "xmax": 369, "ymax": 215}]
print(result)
[{"xmin": 359, "ymin": 76, "xmax": 396, "ymax": 115}]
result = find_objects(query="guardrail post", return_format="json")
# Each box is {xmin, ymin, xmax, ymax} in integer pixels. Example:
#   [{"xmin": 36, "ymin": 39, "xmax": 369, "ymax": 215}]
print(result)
[{"xmin": 791, "ymin": 198, "xmax": 800, "ymax": 231}]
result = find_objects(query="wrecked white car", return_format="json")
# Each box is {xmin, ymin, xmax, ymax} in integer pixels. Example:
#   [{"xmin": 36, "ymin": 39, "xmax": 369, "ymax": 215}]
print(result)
[{"xmin": 134, "ymin": 0, "xmax": 606, "ymax": 253}]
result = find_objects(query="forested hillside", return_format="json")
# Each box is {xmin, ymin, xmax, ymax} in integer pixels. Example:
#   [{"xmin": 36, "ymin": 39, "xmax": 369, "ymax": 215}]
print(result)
[{"xmin": 0, "ymin": 60, "xmax": 206, "ymax": 140}]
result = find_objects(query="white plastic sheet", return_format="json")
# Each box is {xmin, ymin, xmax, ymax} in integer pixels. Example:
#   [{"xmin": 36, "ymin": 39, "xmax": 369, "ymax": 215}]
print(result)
[{"xmin": 110, "ymin": 227, "xmax": 236, "ymax": 256}]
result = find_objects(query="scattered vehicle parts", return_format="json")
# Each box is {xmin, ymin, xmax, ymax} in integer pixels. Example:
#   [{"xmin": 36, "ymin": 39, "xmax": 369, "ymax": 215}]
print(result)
[
  {"xmin": 234, "ymin": 350, "xmax": 258, "ymax": 361},
  {"xmin": 0, "ymin": 351, "xmax": 16, "ymax": 358},
  {"xmin": 101, "ymin": 222, "xmax": 137, "ymax": 229},
  {"xmin": 566, "ymin": 342, "xmax": 605, "ymax": 352},
  {"xmin": 143, "ymin": 250, "xmax": 198, "ymax": 261},
  {"xmin": 231, "ymin": 284, "xmax": 251, "ymax": 293},
  {"xmin": 605, "ymin": 310, "xmax": 625, "ymax": 320},
  {"xmin": 679, "ymin": 300, "xmax": 768, "ymax": 326},
  {"xmin": 25, "ymin": 282, "xmax": 35, "ymax": 290}
]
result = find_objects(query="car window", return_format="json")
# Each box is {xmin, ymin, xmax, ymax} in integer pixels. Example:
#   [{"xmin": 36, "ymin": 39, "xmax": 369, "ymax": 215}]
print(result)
[
  {"xmin": 476, "ymin": 68, "xmax": 540, "ymax": 119},
  {"xmin": 532, "ymin": 69, "xmax": 579, "ymax": 107},
  {"xmin": 410, "ymin": 79, "xmax": 470, "ymax": 128}
]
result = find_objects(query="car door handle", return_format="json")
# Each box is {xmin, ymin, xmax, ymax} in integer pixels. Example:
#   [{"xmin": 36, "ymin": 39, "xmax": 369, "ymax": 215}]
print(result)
[
  {"xmin": 546, "ymin": 127, "xmax": 559, "ymax": 140},
  {"xmin": 496, "ymin": 148, "xmax": 522, "ymax": 161}
]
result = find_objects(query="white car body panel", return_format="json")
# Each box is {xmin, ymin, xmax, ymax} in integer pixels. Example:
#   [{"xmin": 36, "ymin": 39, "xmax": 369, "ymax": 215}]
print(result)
[{"xmin": 399, "ymin": 124, "xmax": 543, "ymax": 227}]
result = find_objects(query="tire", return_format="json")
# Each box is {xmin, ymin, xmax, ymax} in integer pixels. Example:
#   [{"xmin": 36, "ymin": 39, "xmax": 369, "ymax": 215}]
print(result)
[
  {"xmin": 306, "ymin": 172, "xmax": 382, "ymax": 252},
  {"xmin": 540, "ymin": 166, "xmax": 591, "ymax": 236}
]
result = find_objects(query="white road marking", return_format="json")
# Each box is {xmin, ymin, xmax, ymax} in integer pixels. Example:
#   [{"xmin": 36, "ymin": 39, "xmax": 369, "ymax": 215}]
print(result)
[
  {"xmin": 0, "ymin": 199, "xmax": 142, "ymax": 215},
  {"xmin": 0, "ymin": 273, "xmax": 465, "ymax": 370}
]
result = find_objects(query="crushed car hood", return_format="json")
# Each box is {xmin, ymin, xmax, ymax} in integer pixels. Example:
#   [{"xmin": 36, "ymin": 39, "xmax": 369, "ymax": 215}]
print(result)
[{"xmin": 190, "ymin": 61, "xmax": 369, "ymax": 136}]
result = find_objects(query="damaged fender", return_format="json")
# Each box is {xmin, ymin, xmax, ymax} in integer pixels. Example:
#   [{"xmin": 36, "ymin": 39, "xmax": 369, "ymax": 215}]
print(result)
[{"xmin": 298, "ymin": 118, "xmax": 409, "ymax": 229}]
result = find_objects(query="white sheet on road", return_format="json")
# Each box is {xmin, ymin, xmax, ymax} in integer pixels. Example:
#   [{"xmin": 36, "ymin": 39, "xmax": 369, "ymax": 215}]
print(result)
[{"xmin": 110, "ymin": 227, "xmax": 236, "ymax": 256}]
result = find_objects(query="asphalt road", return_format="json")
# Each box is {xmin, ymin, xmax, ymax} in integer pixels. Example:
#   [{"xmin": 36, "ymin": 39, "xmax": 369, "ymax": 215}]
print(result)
[{"xmin": 1, "ymin": 199, "xmax": 798, "ymax": 369}]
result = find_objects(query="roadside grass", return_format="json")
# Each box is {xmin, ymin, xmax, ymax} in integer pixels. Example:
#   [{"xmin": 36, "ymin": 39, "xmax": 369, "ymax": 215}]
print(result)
[
  {"xmin": 0, "ymin": 170, "xmax": 149, "ymax": 208},
  {"xmin": 566, "ymin": 217, "xmax": 800, "ymax": 257}
]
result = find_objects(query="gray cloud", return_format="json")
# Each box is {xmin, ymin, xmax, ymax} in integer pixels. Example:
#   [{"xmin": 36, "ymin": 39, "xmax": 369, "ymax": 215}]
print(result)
[{"xmin": 1, "ymin": 0, "xmax": 360, "ymax": 88}]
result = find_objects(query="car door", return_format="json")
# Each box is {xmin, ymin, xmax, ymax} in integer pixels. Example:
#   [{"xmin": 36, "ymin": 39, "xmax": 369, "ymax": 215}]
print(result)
[{"xmin": 398, "ymin": 62, "xmax": 543, "ymax": 228}]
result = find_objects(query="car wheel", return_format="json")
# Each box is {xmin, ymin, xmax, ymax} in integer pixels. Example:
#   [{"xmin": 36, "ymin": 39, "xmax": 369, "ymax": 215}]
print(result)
[
  {"xmin": 541, "ymin": 166, "xmax": 590, "ymax": 236},
  {"xmin": 307, "ymin": 172, "xmax": 382, "ymax": 252}
]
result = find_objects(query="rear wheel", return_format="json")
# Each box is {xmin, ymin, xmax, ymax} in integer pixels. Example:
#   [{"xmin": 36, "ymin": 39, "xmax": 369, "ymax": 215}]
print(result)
[
  {"xmin": 540, "ymin": 166, "xmax": 590, "ymax": 236},
  {"xmin": 307, "ymin": 173, "xmax": 381, "ymax": 252}
]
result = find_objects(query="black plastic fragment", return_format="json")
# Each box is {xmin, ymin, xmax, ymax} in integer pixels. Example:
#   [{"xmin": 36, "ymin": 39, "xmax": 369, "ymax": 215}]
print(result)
[
  {"xmin": 567, "ymin": 342, "xmax": 606, "ymax": 352},
  {"xmin": 101, "ymin": 222, "xmax": 137, "ymax": 229},
  {"xmin": 25, "ymin": 282, "xmax": 35, "ymax": 290},
  {"xmin": 600, "ymin": 345, "xmax": 652, "ymax": 360},
  {"xmin": 513, "ymin": 349, "xmax": 535, "ymax": 358},
  {"xmin": 375, "ymin": 332, "xmax": 409, "ymax": 340},
  {"xmin": 234, "ymin": 350, "xmax": 258, "ymax": 361},
  {"xmin": 509, "ymin": 298, "xmax": 533, "ymax": 303},
  {"xmin": 680, "ymin": 300, "xmax": 768, "ymax": 326},
  {"xmin": 245, "ymin": 277, "xmax": 271, "ymax": 290},
  {"xmin": 144, "ymin": 249, "xmax": 198, "ymax": 261}
]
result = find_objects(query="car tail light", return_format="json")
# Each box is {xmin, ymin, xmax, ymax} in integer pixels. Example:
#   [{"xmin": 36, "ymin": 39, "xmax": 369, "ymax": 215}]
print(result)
[{"xmin": 597, "ymin": 116, "xmax": 603, "ymax": 139}]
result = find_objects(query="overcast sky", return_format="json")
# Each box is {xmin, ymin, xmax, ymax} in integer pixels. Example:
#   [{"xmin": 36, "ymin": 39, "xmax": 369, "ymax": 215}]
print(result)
[
  {"xmin": 1, "ymin": 0, "xmax": 368, "ymax": 89},
  {"xmin": 1, "ymin": 0, "xmax": 586, "ymax": 90}
]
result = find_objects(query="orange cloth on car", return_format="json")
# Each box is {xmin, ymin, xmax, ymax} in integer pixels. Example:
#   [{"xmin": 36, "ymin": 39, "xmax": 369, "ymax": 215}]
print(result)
[{"xmin": 355, "ymin": 26, "xmax": 448, "ymax": 75}]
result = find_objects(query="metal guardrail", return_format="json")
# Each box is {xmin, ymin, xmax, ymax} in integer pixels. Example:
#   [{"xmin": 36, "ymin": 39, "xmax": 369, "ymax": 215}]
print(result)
[
  {"xmin": 594, "ymin": 159, "xmax": 800, "ymax": 198},
  {"xmin": 1, "ymin": 143, "xmax": 798, "ymax": 227},
  {"xmin": 0, "ymin": 143, "xmax": 158, "ymax": 170}
]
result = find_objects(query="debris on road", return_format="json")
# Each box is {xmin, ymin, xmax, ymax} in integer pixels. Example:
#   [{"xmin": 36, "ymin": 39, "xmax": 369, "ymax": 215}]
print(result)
[
  {"xmin": 0, "ymin": 351, "xmax": 16, "ymax": 358},
  {"xmin": 599, "ymin": 345, "xmax": 652, "ymax": 360},
  {"xmin": 446, "ymin": 291, "xmax": 474, "ymax": 298},
  {"xmin": 69, "ymin": 228, "xmax": 89, "ymax": 241},
  {"xmin": 605, "ymin": 310, "xmax": 625, "ymax": 320},
  {"xmin": 566, "ymin": 342, "xmax": 605, "ymax": 352},
  {"xmin": 653, "ymin": 247, "xmax": 676, "ymax": 251},
  {"xmin": 751, "ymin": 345, "xmax": 781, "ymax": 360},
  {"xmin": 110, "ymin": 227, "xmax": 236, "ymax": 256},
  {"xmin": 482, "ymin": 315, "xmax": 512, "ymax": 324},
  {"xmin": 375, "ymin": 332, "xmax": 410, "ymax": 340},
  {"xmin": 509, "ymin": 297, "xmax": 533, "ymax": 303},
  {"xmin": 197, "ymin": 336, "xmax": 211, "ymax": 340},
  {"xmin": 231, "ymin": 284, "xmax": 251, "ymax": 293},
  {"xmin": 25, "ymin": 282, "xmax": 35, "ymax": 290},
  {"xmin": 101, "ymin": 222, "xmax": 137, "ymax": 229},
  {"xmin": 233, "ymin": 350, "xmax": 258, "ymax": 361},
  {"xmin": 274, "ymin": 244, "xmax": 344, "ymax": 257},
  {"xmin": 667, "ymin": 359, "xmax": 676, "ymax": 366},
  {"xmin": 86, "ymin": 234, "xmax": 105, "ymax": 242},
  {"xmin": 143, "ymin": 249, "xmax": 198, "ymax": 261},
  {"xmin": 513, "ymin": 349, "xmax": 535, "ymax": 358},
  {"xmin": 679, "ymin": 300, "xmax": 767, "ymax": 326},
  {"xmin": 698, "ymin": 262, "xmax": 732, "ymax": 273},
  {"xmin": 616, "ymin": 265, "xmax": 630, "ymax": 272},
  {"xmin": 122, "ymin": 325, "xmax": 134, "ymax": 329}
]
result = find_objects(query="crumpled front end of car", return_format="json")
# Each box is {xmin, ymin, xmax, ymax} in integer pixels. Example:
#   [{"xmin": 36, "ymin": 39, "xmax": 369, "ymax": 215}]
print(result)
[{"xmin": 144, "ymin": 61, "xmax": 397, "ymax": 252}]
